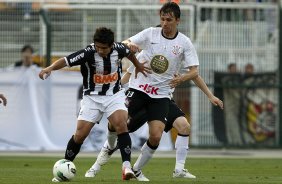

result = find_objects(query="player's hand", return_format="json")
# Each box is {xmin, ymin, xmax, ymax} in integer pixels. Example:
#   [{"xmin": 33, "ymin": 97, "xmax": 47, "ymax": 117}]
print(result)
[
  {"xmin": 39, "ymin": 68, "xmax": 51, "ymax": 80},
  {"xmin": 134, "ymin": 61, "xmax": 151, "ymax": 78},
  {"xmin": 169, "ymin": 74, "xmax": 183, "ymax": 88},
  {"xmin": 209, "ymin": 96, "xmax": 224, "ymax": 109},
  {"xmin": 0, "ymin": 94, "xmax": 7, "ymax": 106},
  {"xmin": 127, "ymin": 42, "xmax": 142, "ymax": 53}
]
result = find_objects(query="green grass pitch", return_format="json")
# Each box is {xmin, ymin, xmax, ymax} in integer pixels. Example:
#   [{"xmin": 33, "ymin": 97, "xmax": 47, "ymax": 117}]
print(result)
[{"xmin": 0, "ymin": 156, "xmax": 281, "ymax": 184}]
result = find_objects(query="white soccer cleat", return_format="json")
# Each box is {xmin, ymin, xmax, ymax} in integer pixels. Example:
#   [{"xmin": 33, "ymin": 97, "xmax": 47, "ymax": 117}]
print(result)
[
  {"xmin": 51, "ymin": 177, "xmax": 60, "ymax": 182},
  {"xmin": 122, "ymin": 167, "xmax": 136, "ymax": 180},
  {"xmin": 134, "ymin": 169, "xmax": 150, "ymax": 181},
  {"xmin": 173, "ymin": 169, "xmax": 196, "ymax": 179},
  {"xmin": 85, "ymin": 168, "xmax": 99, "ymax": 178},
  {"xmin": 84, "ymin": 146, "xmax": 117, "ymax": 178},
  {"xmin": 96, "ymin": 146, "xmax": 114, "ymax": 166}
]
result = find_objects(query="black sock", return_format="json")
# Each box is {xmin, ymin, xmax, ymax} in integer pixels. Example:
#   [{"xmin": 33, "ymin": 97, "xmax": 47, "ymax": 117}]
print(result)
[
  {"xmin": 64, "ymin": 135, "xmax": 82, "ymax": 161},
  {"xmin": 117, "ymin": 132, "xmax": 132, "ymax": 163}
]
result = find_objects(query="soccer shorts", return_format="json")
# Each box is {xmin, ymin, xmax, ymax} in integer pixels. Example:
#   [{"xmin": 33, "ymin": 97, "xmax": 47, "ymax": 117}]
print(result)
[
  {"xmin": 126, "ymin": 88, "xmax": 170, "ymax": 125},
  {"xmin": 78, "ymin": 89, "xmax": 127, "ymax": 123},
  {"xmin": 127, "ymin": 99, "xmax": 185, "ymax": 133}
]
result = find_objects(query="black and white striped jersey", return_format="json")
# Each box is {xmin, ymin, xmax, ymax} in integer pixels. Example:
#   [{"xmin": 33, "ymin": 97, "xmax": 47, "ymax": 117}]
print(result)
[{"xmin": 64, "ymin": 42, "xmax": 131, "ymax": 96}]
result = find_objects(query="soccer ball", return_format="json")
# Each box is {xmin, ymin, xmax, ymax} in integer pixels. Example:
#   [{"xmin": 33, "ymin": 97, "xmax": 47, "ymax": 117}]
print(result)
[{"xmin": 53, "ymin": 159, "xmax": 76, "ymax": 182}]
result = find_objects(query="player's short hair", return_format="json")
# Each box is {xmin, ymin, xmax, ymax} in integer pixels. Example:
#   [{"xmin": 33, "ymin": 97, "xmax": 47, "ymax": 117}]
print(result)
[
  {"xmin": 93, "ymin": 27, "xmax": 114, "ymax": 47},
  {"xmin": 21, "ymin": 44, "xmax": 33, "ymax": 53},
  {"xmin": 160, "ymin": 2, "xmax": 181, "ymax": 19}
]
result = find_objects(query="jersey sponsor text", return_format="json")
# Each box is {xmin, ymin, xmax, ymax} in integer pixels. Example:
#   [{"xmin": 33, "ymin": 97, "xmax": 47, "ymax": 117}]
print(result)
[
  {"xmin": 70, "ymin": 53, "xmax": 84, "ymax": 63},
  {"xmin": 94, "ymin": 72, "xmax": 118, "ymax": 84},
  {"xmin": 139, "ymin": 84, "xmax": 159, "ymax": 95}
]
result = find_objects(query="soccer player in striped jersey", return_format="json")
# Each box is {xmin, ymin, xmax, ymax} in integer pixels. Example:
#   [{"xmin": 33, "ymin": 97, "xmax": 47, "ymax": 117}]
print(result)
[{"xmin": 39, "ymin": 27, "xmax": 150, "ymax": 182}]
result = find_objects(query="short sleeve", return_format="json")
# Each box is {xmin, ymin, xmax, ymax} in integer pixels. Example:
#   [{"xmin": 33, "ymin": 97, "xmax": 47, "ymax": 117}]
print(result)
[{"xmin": 65, "ymin": 44, "xmax": 94, "ymax": 67}]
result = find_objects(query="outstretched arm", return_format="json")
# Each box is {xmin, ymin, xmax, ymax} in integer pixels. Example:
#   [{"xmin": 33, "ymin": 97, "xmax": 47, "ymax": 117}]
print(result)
[
  {"xmin": 122, "ymin": 39, "xmax": 142, "ymax": 53},
  {"xmin": 38, "ymin": 58, "xmax": 66, "ymax": 80},
  {"xmin": 192, "ymin": 75, "xmax": 224, "ymax": 109},
  {"xmin": 126, "ymin": 53, "xmax": 151, "ymax": 78}
]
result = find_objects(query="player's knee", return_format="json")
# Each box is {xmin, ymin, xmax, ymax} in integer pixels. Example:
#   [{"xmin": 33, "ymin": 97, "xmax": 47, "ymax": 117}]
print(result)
[
  {"xmin": 176, "ymin": 121, "xmax": 190, "ymax": 135},
  {"xmin": 148, "ymin": 134, "xmax": 162, "ymax": 146},
  {"xmin": 108, "ymin": 122, "xmax": 116, "ymax": 132},
  {"xmin": 73, "ymin": 134, "xmax": 86, "ymax": 144},
  {"xmin": 111, "ymin": 121, "xmax": 128, "ymax": 134}
]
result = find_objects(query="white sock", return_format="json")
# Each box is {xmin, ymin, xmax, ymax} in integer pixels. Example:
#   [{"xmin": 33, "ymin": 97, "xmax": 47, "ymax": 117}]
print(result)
[
  {"xmin": 122, "ymin": 161, "xmax": 131, "ymax": 169},
  {"xmin": 133, "ymin": 142, "xmax": 156, "ymax": 171},
  {"xmin": 175, "ymin": 135, "xmax": 189, "ymax": 172},
  {"xmin": 91, "ymin": 131, "xmax": 117, "ymax": 170},
  {"xmin": 91, "ymin": 161, "xmax": 101, "ymax": 171},
  {"xmin": 105, "ymin": 130, "xmax": 117, "ymax": 150}
]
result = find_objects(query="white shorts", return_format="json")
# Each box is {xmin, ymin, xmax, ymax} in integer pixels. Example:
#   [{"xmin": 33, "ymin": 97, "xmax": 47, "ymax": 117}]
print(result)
[{"xmin": 78, "ymin": 90, "xmax": 127, "ymax": 123}]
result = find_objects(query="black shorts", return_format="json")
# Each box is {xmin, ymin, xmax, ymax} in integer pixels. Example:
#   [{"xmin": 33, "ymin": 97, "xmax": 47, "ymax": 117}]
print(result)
[
  {"xmin": 126, "ymin": 88, "xmax": 170, "ymax": 125},
  {"xmin": 164, "ymin": 100, "xmax": 185, "ymax": 132},
  {"xmin": 127, "ymin": 97, "xmax": 185, "ymax": 133}
]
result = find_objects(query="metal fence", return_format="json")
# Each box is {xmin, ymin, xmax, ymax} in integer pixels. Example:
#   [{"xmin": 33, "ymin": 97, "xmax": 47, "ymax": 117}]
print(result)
[
  {"xmin": 191, "ymin": 2, "xmax": 279, "ymax": 146},
  {"xmin": 0, "ymin": 0, "xmax": 280, "ymax": 147}
]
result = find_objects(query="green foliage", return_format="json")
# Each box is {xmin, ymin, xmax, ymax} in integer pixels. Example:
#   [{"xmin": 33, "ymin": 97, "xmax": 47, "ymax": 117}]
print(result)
[{"xmin": 0, "ymin": 156, "xmax": 281, "ymax": 184}]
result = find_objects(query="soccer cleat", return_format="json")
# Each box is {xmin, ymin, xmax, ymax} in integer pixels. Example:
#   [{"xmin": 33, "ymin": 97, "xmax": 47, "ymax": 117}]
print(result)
[
  {"xmin": 85, "ymin": 168, "xmax": 98, "ymax": 178},
  {"xmin": 84, "ymin": 146, "xmax": 117, "ymax": 178},
  {"xmin": 173, "ymin": 169, "xmax": 196, "ymax": 179},
  {"xmin": 96, "ymin": 146, "xmax": 116, "ymax": 166},
  {"xmin": 122, "ymin": 167, "xmax": 135, "ymax": 180},
  {"xmin": 134, "ymin": 169, "xmax": 150, "ymax": 181},
  {"xmin": 51, "ymin": 177, "xmax": 60, "ymax": 182}
]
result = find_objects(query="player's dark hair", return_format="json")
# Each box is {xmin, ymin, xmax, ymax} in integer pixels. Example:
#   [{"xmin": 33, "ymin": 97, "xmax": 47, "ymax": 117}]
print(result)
[
  {"xmin": 159, "ymin": 2, "xmax": 181, "ymax": 19},
  {"xmin": 21, "ymin": 44, "xmax": 33, "ymax": 53},
  {"xmin": 93, "ymin": 27, "xmax": 114, "ymax": 47}
]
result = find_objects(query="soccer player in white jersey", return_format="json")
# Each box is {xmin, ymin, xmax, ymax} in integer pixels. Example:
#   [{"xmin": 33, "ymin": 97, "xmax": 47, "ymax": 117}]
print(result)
[
  {"xmin": 38, "ymin": 27, "xmax": 150, "ymax": 182},
  {"xmin": 86, "ymin": 2, "xmax": 208, "ymax": 181},
  {"xmin": 85, "ymin": 51, "xmax": 224, "ymax": 180},
  {"xmin": 124, "ymin": 2, "xmax": 201, "ymax": 180}
]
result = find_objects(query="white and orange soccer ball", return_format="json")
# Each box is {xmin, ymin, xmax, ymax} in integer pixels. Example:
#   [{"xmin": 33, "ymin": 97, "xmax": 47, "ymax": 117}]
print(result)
[{"xmin": 53, "ymin": 159, "xmax": 76, "ymax": 182}]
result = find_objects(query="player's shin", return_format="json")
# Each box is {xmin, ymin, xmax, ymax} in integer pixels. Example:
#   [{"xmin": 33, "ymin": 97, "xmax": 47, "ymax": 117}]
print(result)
[
  {"xmin": 133, "ymin": 140, "xmax": 157, "ymax": 171},
  {"xmin": 64, "ymin": 135, "xmax": 82, "ymax": 161},
  {"xmin": 106, "ymin": 125, "xmax": 118, "ymax": 149},
  {"xmin": 117, "ymin": 132, "xmax": 132, "ymax": 167}
]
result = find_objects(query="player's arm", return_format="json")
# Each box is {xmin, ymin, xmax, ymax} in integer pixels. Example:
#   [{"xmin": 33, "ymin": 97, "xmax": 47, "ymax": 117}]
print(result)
[
  {"xmin": 39, "ymin": 58, "xmax": 66, "ymax": 80},
  {"xmin": 0, "ymin": 94, "xmax": 7, "ymax": 106},
  {"xmin": 192, "ymin": 75, "xmax": 224, "ymax": 109},
  {"xmin": 39, "ymin": 45, "xmax": 93, "ymax": 80},
  {"xmin": 126, "ymin": 52, "xmax": 151, "ymax": 78},
  {"xmin": 169, "ymin": 66, "xmax": 199, "ymax": 88},
  {"xmin": 122, "ymin": 39, "xmax": 142, "ymax": 53},
  {"xmin": 122, "ymin": 28, "xmax": 152, "ymax": 53},
  {"xmin": 121, "ymin": 72, "xmax": 131, "ymax": 85}
]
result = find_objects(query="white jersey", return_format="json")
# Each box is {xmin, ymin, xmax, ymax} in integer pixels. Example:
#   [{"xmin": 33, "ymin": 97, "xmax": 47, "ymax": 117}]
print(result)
[{"xmin": 128, "ymin": 27, "xmax": 199, "ymax": 99}]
